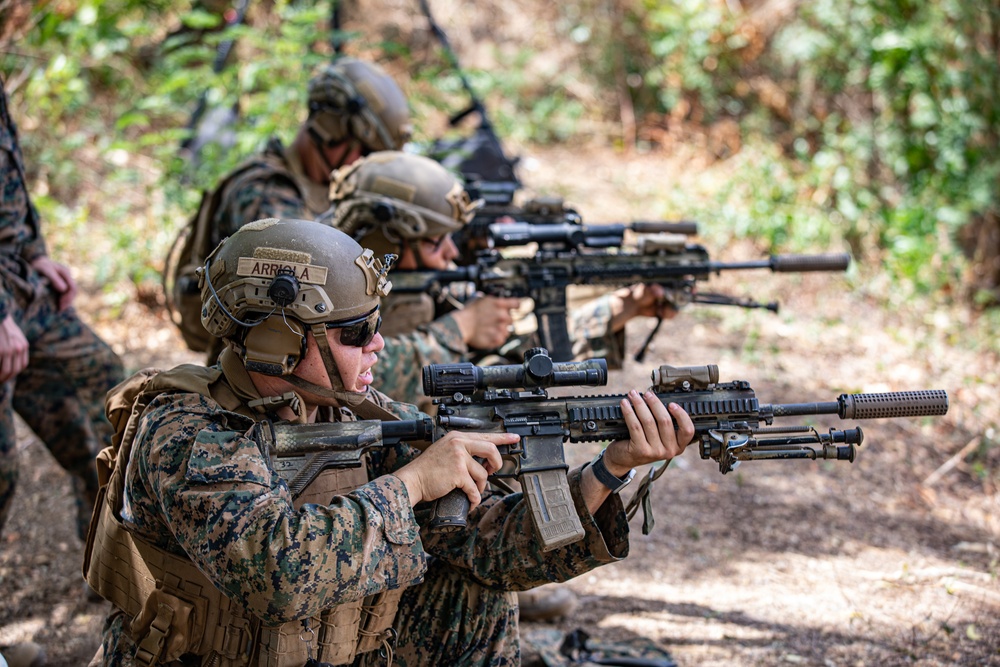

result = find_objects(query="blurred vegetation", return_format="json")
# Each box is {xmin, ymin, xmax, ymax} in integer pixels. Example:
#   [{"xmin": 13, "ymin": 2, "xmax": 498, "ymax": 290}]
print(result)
[{"xmin": 0, "ymin": 0, "xmax": 998, "ymax": 312}]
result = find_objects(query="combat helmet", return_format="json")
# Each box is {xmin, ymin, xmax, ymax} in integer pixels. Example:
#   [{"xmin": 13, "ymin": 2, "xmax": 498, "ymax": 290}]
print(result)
[
  {"xmin": 306, "ymin": 58, "xmax": 411, "ymax": 154},
  {"xmin": 200, "ymin": 218, "xmax": 394, "ymax": 405},
  {"xmin": 326, "ymin": 151, "xmax": 482, "ymax": 261}
]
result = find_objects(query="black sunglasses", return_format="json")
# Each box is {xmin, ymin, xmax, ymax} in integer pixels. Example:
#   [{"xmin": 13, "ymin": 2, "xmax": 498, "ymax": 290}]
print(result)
[
  {"xmin": 324, "ymin": 308, "xmax": 382, "ymax": 347},
  {"xmin": 421, "ymin": 234, "xmax": 451, "ymax": 251}
]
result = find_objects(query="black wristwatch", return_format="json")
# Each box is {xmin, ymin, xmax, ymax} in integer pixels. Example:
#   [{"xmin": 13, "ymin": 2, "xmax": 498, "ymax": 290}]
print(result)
[{"xmin": 590, "ymin": 450, "xmax": 636, "ymax": 494}]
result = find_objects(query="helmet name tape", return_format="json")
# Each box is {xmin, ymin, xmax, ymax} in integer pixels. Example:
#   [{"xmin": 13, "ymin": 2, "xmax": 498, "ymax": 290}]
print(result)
[{"xmin": 237, "ymin": 258, "xmax": 329, "ymax": 285}]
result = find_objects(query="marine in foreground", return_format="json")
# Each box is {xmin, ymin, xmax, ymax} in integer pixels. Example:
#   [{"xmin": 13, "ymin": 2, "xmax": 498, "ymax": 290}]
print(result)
[{"xmin": 85, "ymin": 218, "xmax": 694, "ymax": 666}]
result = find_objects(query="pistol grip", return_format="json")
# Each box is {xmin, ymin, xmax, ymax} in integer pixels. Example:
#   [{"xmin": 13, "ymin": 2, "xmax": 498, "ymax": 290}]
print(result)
[
  {"xmin": 428, "ymin": 489, "xmax": 469, "ymax": 533},
  {"xmin": 521, "ymin": 469, "xmax": 585, "ymax": 551}
]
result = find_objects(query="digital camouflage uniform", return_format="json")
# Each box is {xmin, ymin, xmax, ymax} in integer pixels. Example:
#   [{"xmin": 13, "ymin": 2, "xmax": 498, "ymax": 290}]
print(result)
[
  {"xmin": 209, "ymin": 138, "xmax": 329, "ymax": 249},
  {"xmin": 0, "ymin": 81, "xmax": 124, "ymax": 539},
  {"xmin": 95, "ymin": 355, "xmax": 629, "ymax": 666}
]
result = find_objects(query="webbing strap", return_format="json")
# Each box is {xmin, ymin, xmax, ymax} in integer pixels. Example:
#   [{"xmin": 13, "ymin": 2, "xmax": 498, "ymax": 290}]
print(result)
[{"xmin": 134, "ymin": 603, "xmax": 174, "ymax": 667}]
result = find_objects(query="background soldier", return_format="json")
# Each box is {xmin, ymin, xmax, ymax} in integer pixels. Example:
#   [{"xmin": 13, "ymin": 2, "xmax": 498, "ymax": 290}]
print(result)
[
  {"xmin": 0, "ymin": 78, "xmax": 124, "ymax": 667},
  {"xmin": 207, "ymin": 56, "xmax": 409, "ymax": 242},
  {"xmin": 86, "ymin": 218, "xmax": 694, "ymax": 666},
  {"xmin": 170, "ymin": 56, "xmax": 410, "ymax": 362},
  {"xmin": 324, "ymin": 151, "xmax": 677, "ymax": 415},
  {"xmin": 0, "ymin": 80, "xmax": 124, "ymax": 541},
  {"xmin": 321, "ymin": 150, "xmax": 521, "ymax": 412}
]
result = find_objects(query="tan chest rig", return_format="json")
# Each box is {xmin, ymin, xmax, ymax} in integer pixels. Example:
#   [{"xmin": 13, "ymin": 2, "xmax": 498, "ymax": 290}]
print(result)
[{"xmin": 83, "ymin": 365, "xmax": 404, "ymax": 666}]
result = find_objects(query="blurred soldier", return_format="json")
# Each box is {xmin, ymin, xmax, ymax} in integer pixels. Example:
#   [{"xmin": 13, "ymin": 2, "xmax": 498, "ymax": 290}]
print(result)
[
  {"xmin": 169, "ymin": 57, "xmax": 410, "ymax": 360},
  {"xmin": 323, "ymin": 151, "xmax": 676, "ymax": 415},
  {"xmin": 207, "ymin": 58, "xmax": 409, "ymax": 241},
  {"xmin": 0, "ymin": 79, "xmax": 124, "ymax": 543},
  {"xmin": 86, "ymin": 218, "xmax": 694, "ymax": 666}
]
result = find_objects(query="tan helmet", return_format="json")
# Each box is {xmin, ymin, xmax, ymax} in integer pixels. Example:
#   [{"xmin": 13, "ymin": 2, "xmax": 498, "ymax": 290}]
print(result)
[
  {"xmin": 326, "ymin": 151, "xmax": 482, "ymax": 258},
  {"xmin": 200, "ymin": 218, "xmax": 394, "ymax": 402},
  {"xmin": 306, "ymin": 58, "xmax": 411, "ymax": 153}
]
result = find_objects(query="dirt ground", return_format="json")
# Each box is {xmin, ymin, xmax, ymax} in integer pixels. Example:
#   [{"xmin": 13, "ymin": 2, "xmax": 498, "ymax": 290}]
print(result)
[{"xmin": 1, "ymin": 144, "xmax": 998, "ymax": 666}]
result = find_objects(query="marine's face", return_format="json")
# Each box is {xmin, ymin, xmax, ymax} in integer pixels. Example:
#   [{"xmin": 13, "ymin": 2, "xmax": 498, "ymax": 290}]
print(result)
[
  {"xmin": 395, "ymin": 233, "xmax": 458, "ymax": 270},
  {"xmin": 319, "ymin": 141, "xmax": 366, "ymax": 182},
  {"xmin": 294, "ymin": 326, "xmax": 384, "ymax": 394}
]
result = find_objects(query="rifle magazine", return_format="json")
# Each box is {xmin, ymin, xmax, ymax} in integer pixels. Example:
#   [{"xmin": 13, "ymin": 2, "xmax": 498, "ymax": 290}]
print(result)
[{"xmin": 521, "ymin": 469, "xmax": 585, "ymax": 551}]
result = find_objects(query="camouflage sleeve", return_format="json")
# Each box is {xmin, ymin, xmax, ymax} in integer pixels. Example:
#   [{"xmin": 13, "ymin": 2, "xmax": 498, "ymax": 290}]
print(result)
[
  {"xmin": 374, "ymin": 315, "xmax": 468, "ymax": 411},
  {"xmin": 128, "ymin": 392, "xmax": 427, "ymax": 626},
  {"xmin": 20, "ymin": 232, "xmax": 46, "ymax": 263},
  {"xmin": 568, "ymin": 294, "xmax": 626, "ymax": 369},
  {"xmin": 217, "ymin": 173, "xmax": 308, "ymax": 240},
  {"xmin": 413, "ymin": 464, "xmax": 629, "ymax": 591}
]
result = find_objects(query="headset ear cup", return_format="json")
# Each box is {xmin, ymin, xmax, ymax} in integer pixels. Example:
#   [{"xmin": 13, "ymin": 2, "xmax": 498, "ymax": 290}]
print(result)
[{"xmin": 242, "ymin": 315, "xmax": 307, "ymax": 376}]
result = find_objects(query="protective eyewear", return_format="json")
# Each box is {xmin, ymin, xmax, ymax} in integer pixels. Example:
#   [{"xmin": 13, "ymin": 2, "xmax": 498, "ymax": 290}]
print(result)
[
  {"xmin": 325, "ymin": 308, "xmax": 382, "ymax": 347},
  {"xmin": 421, "ymin": 234, "xmax": 451, "ymax": 252}
]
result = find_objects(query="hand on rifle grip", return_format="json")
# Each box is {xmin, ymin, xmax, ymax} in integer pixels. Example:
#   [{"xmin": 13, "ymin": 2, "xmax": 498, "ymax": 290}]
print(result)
[
  {"xmin": 428, "ymin": 488, "xmax": 470, "ymax": 533},
  {"xmin": 427, "ymin": 452, "xmax": 488, "ymax": 533}
]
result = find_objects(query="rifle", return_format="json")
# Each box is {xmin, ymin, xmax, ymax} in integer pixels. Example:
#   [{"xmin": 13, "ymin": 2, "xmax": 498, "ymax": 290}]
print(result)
[
  {"xmin": 418, "ymin": 0, "xmax": 521, "ymax": 202},
  {"xmin": 453, "ymin": 194, "xmax": 700, "ymax": 265},
  {"xmin": 255, "ymin": 349, "xmax": 948, "ymax": 552},
  {"xmin": 389, "ymin": 240, "xmax": 852, "ymax": 362},
  {"xmin": 178, "ymin": 0, "xmax": 251, "ymax": 168}
]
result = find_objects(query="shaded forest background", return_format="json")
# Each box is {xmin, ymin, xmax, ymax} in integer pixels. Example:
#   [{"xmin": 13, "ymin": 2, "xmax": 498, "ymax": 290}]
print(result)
[{"xmin": 3, "ymin": 0, "xmax": 1000, "ymax": 300}]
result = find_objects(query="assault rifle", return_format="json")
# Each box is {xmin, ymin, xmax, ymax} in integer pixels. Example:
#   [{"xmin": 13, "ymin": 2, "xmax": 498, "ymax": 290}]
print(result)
[
  {"xmin": 256, "ymin": 349, "xmax": 948, "ymax": 552},
  {"xmin": 453, "ymin": 195, "xmax": 699, "ymax": 267},
  {"xmin": 419, "ymin": 0, "xmax": 521, "ymax": 204},
  {"xmin": 389, "ymin": 240, "xmax": 852, "ymax": 362},
  {"xmin": 486, "ymin": 221, "xmax": 698, "ymax": 251}
]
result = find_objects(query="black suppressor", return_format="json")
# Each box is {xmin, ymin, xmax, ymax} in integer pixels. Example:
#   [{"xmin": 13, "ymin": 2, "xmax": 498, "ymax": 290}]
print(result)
[{"xmin": 769, "ymin": 390, "xmax": 949, "ymax": 419}]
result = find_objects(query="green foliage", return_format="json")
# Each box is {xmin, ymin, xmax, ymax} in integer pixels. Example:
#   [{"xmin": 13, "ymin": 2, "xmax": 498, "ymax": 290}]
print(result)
[
  {"xmin": 3, "ymin": 0, "xmax": 337, "ymax": 294},
  {"xmin": 548, "ymin": 0, "xmax": 999, "ymax": 299},
  {"xmin": 761, "ymin": 0, "xmax": 1000, "ymax": 295}
]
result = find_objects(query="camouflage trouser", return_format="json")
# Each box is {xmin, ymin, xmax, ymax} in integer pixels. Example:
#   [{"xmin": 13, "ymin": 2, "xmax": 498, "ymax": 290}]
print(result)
[
  {"xmin": 356, "ymin": 557, "xmax": 519, "ymax": 667},
  {"xmin": 0, "ymin": 280, "xmax": 124, "ymax": 541}
]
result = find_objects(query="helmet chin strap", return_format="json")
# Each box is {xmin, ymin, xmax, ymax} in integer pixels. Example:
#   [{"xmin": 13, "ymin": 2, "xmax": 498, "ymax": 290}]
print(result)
[
  {"xmin": 409, "ymin": 239, "xmax": 430, "ymax": 269},
  {"xmin": 307, "ymin": 126, "xmax": 346, "ymax": 182},
  {"xmin": 283, "ymin": 324, "xmax": 400, "ymax": 421},
  {"xmin": 307, "ymin": 124, "xmax": 364, "ymax": 182},
  {"xmin": 281, "ymin": 323, "xmax": 369, "ymax": 407}
]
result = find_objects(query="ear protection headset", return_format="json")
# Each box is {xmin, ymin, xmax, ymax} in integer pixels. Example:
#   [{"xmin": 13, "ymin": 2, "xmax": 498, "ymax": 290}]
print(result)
[
  {"xmin": 240, "ymin": 268, "xmax": 306, "ymax": 376},
  {"xmin": 307, "ymin": 66, "xmax": 398, "ymax": 154},
  {"xmin": 204, "ymin": 263, "xmax": 308, "ymax": 376}
]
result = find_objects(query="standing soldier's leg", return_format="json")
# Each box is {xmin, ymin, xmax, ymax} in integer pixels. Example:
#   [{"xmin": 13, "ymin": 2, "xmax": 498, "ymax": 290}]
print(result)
[
  {"xmin": 0, "ymin": 380, "xmax": 19, "ymax": 534},
  {"xmin": 13, "ymin": 302, "xmax": 123, "ymax": 540}
]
